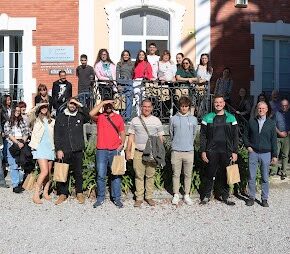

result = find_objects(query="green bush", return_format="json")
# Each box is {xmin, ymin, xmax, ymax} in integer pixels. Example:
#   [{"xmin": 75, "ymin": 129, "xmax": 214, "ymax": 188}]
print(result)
[{"xmin": 63, "ymin": 138, "xmax": 253, "ymax": 196}]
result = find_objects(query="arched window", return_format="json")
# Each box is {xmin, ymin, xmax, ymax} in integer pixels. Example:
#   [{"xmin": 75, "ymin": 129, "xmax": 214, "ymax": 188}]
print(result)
[{"xmin": 121, "ymin": 9, "xmax": 169, "ymax": 59}]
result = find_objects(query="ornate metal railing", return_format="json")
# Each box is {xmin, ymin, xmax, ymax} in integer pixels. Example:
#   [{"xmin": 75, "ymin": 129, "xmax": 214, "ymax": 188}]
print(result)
[{"xmin": 60, "ymin": 80, "xmax": 213, "ymax": 123}]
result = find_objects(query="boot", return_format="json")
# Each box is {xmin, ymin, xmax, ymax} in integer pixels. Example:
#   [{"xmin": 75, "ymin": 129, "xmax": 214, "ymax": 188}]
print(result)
[
  {"xmin": 55, "ymin": 194, "xmax": 67, "ymax": 205},
  {"xmin": 43, "ymin": 181, "xmax": 51, "ymax": 201},
  {"xmin": 32, "ymin": 184, "xmax": 43, "ymax": 204}
]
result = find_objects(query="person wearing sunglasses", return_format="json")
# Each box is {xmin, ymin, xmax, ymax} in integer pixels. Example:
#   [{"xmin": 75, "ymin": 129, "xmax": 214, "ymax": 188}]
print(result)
[{"xmin": 54, "ymin": 97, "xmax": 90, "ymax": 205}]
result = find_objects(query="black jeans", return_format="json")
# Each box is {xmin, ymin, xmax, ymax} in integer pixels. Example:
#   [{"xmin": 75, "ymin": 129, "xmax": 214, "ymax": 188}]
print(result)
[
  {"xmin": 201, "ymin": 152, "xmax": 231, "ymax": 200},
  {"xmin": 57, "ymin": 151, "xmax": 83, "ymax": 195}
]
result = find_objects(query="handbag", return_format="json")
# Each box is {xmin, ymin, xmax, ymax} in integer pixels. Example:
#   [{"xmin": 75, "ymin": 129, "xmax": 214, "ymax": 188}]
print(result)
[
  {"xmin": 22, "ymin": 173, "xmax": 37, "ymax": 190},
  {"xmin": 226, "ymin": 161, "xmax": 241, "ymax": 185},
  {"xmin": 53, "ymin": 160, "xmax": 69, "ymax": 182},
  {"xmin": 111, "ymin": 151, "xmax": 126, "ymax": 175},
  {"xmin": 139, "ymin": 116, "xmax": 157, "ymax": 164}
]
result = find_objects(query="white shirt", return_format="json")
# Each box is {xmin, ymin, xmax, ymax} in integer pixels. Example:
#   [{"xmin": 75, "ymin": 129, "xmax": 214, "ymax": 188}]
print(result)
[{"xmin": 147, "ymin": 55, "xmax": 160, "ymax": 79}]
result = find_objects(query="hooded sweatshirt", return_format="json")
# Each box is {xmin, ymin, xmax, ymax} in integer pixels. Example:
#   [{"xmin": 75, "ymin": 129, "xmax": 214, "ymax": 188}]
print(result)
[{"xmin": 170, "ymin": 112, "xmax": 198, "ymax": 152}]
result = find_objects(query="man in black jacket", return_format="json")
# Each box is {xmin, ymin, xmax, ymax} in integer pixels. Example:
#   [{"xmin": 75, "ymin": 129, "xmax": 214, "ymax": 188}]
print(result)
[
  {"xmin": 200, "ymin": 95, "xmax": 239, "ymax": 206},
  {"xmin": 52, "ymin": 70, "xmax": 72, "ymax": 114},
  {"xmin": 243, "ymin": 101, "xmax": 277, "ymax": 207},
  {"xmin": 54, "ymin": 97, "xmax": 90, "ymax": 205}
]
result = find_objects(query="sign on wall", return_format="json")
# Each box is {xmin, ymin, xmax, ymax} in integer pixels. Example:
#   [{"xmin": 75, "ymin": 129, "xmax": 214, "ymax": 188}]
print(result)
[{"xmin": 40, "ymin": 46, "xmax": 74, "ymax": 62}]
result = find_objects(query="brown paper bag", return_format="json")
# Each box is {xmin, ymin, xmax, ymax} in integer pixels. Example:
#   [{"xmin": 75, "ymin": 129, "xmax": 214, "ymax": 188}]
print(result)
[
  {"xmin": 226, "ymin": 163, "xmax": 240, "ymax": 185},
  {"xmin": 22, "ymin": 173, "xmax": 36, "ymax": 190},
  {"xmin": 114, "ymin": 94, "xmax": 126, "ymax": 110},
  {"xmin": 53, "ymin": 161, "xmax": 69, "ymax": 182},
  {"xmin": 111, "ymin": 155, "xmax": 126, "ymax": 175}
]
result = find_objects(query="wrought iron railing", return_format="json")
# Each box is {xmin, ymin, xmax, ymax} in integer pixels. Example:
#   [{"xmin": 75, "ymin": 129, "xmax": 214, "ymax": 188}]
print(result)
[{"xmin": 60, "ymin": 80, "xmax": 213, "ymax": 123}]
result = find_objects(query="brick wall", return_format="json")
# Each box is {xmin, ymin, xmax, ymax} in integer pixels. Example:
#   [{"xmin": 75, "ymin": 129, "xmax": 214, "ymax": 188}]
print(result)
[
  {"xmin": 210, "ymin": 0, "xmax": 290, "ymax": 105},
  {"xmin": 0, "ymin": 0, "xmax": 79, "ymax": 97}
]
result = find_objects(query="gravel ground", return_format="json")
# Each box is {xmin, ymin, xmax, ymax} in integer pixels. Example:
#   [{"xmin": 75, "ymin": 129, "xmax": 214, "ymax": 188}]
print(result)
[{"xmin": 0, "ymin": 187, "xmax": 289, "ymax": 254}]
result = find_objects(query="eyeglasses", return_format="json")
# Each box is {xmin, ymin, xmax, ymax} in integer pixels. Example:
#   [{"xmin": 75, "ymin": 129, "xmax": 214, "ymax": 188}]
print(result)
[{"xmin": 183, "ymin": 62, "xmax": 190, "ymax": 65}]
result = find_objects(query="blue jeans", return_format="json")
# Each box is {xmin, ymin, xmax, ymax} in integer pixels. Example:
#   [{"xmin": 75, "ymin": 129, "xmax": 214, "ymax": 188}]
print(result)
[
  {"xmin": 7, "ymin": 143, "xmax": 24, "ymax": 188},
  {"xmin": 78, "ymin": 92, "xmax": 92, "ymax": 109},
  {"xmin": 96, "ymin": 149, "xmax": 121, "ymax": 202},
  {"xmin": 0, "ymin": 149, "xmax": 6, "ymax": 186},
  {"xmin": 117, "ymin": 79, "xmax": 133, "ymax": 122},
  {"xmin": 248, "ymin": 151, "xmax": 271, "ymax": 200}
]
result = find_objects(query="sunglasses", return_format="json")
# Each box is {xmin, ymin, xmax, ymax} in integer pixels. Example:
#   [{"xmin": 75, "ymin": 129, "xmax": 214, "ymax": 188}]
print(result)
[{"xmin": 183, "ymin": 62, "xmax": 190, "ymax": 65}]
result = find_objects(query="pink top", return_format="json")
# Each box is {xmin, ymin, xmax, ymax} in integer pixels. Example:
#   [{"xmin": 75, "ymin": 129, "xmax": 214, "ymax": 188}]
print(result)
[
  {"xmin": 94, "ymin": 61, "xmax": 116, "ymax": 81},
  {"xmin": 133, "ymin": 61, "xmax": 153, "ymax": 80}
]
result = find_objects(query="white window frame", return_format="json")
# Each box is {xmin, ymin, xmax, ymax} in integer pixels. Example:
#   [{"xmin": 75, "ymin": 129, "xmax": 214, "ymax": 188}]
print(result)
[
  {"xmin": 262, "ymin": 36, "xmax": 290, "ymax": 92},
  {"xmin": 251, "ymin": 20, "xmax": 290, "ymax": 99},
  {"xmin": 0, "ymin": 13, "xmax": 36, "ymax": 108},
  {"xmin": 105, "ymin": 0, "xmax": 185, "ymax": 63}
]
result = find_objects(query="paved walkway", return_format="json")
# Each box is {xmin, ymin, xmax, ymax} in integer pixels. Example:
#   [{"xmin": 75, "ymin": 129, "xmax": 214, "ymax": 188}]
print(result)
[{"xmin": 0, "ymin": 183, "xmax": 289, "ymax": 254}]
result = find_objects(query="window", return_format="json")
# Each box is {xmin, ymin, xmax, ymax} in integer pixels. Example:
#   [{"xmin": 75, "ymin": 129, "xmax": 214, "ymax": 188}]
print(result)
[
  {"xmin": 0, "ymin": 31, "xmax": 23, "ymax": 103},
  {"xmin": 121, "ymin": 9, "xmax": 169, "ymax": 59},
  {"xmin": 262, "ymin": 37, "xmax": 290, "ymax": 93}
]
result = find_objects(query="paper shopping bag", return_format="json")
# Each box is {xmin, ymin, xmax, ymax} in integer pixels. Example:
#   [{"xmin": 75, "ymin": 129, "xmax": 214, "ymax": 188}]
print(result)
[
  {"xmin": 111, "ymin": 155, "xmax": 126, "ymax": 175},
  {"xmin": 22, "ymin": 173, "xmax": 36, "ymax": 190},
  {"xmin": 53, "ymin": 160, "xmax": 69, "ymax": 182},
  {"xmin": 226, "ymin": 163, "xmax": 241, "ymax": 185}
]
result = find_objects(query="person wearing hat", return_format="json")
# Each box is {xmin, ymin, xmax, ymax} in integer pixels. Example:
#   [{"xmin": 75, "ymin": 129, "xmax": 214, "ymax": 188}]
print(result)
[
  {"xmin": 54, "ymin": 97, "xmax": 90, "ymax": 205},
  {"xmin": 28, "ymin": 101, "xmax": 55, "ymax": 204},
  {"xmin": 89, "ymin": 97, "xmax": 126, "ymax": 208}
]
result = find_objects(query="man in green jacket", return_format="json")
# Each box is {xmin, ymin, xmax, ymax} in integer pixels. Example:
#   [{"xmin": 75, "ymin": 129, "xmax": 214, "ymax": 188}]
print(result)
[{"xmin": 200, "ymin": 95, "xmax": 239, "ymax": 205}]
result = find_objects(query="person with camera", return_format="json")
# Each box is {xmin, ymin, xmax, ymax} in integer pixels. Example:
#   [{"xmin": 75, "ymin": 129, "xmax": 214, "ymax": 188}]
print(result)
[{"xmin": 89, "ymin": 98, "xmax": 126, "ymax": 208}]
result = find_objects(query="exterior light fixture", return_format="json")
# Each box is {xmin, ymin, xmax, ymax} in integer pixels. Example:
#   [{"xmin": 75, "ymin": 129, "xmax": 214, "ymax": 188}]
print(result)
[{"xmin": 235, "ymin": 0, "xmax": 248, "ymax": 8}]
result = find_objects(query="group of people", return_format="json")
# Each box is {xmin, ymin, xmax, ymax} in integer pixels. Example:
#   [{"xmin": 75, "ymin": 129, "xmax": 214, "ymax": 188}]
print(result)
[{"xmin": 0, "ymin": 43, "xmax": 288, "ymax": 209}]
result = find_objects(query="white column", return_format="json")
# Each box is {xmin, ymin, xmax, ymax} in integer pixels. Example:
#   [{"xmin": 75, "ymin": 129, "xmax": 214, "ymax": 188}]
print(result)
[
  {"xmin": 79, "ymin": 0, "xmax": 95, "ymax": 66},
  {"xmin": 3, "ymin": 36, "xmax": 9, "ymax": 90},
  {"xmin": 195, "ymin": 0, "xmax": 211, "ymax": 66}
]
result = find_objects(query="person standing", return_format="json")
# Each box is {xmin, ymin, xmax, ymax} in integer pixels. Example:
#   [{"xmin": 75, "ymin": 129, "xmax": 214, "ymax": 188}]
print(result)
[
  {"xmin": 52, "ymin": 70, "xmax": 73, "ymax": 114},
  {"xmin": 147, "ymin": 42, "xmax": 159, "ymax": 80},
  {"xmin": 272, "ymin": 99, "xmax": 290, "ymax": 180},
  {"xmin": 269, "ymin": 89, "xmax": 280, "ymax": 115},
  {"xmin": 89, "ymin": 99, "xmax": 126, "ymax": 208},
  {"xmin": 200, "ymin": 95, "xmax": 239, "ymax": 206},
  {"xmin": 76, "ymin": 54, "xmax": 95, "ymax": 107},
  {"xmin": 214, "ymin": 67, "xmax": 233, "ymax": 105},
  {"xmin": 94, "ymin": 49, "xmax": 116, "ymax": 100},
  {"xmin": 243, "ymin": 101, "xmax": 277, "ymax": 207},
  {"xmin": 132, "ymin": 50, "xmax": 154, "ymax": 116},
  {"xmin": 116, "ymin": 50, "xmax": 134, "ymax": 122},
  {"xmin": 35, "ymin": 84, "xmax": 53, "ymax": 112},
  {"xmin": 54, "ymin": 97, "xmax": 90, "ymax": 205},
  {"xmin": 126, "ymin": 99, "xmax": 164, "ymax": 207},
  {"xmin": 4, "ymin": 106, "xmax": 29, "ymax": 193},
  {"xmin": 29, "ymin": 101, "xmax": 55, "ymax": 204},
  {"xmin": 170, "ymin": 97, "xmax": 197, "ymax": 205}
]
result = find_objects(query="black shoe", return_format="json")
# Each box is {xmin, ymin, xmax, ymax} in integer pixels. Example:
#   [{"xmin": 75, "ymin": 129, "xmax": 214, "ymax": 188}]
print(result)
[
  {"xmin": 223, "ymin": 199, "xmax": 235, "ymax": 206},
  {"xmin": 113, "ymin": 200, "xmax": 124, "ymax": 208},
  {"xmin": 246, "ymin": 198, "xmax": 255, "ymax": 206},
  {"xmin": 199, "ymin": 197, "xmax": 209, "ymax": 205},
  {"xmin": 261, "ymin": 200, "xmax": 269, "ymax": 207},
  {"xmin": 13, "ymin": 186, "xmax": 23, "ymax": 193},
  {"xmin": 280, "ymin": 173, "xmax": 287, "ymax": 180}
]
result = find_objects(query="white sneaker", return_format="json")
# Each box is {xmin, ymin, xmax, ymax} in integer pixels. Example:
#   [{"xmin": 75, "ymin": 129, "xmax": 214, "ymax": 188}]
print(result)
[
  {"xmin": 184, "ymin": 194, "xmax": 193, "ymax": 205},
  {"xmin": 172, "ymin": 194, "xmax": 180, "ymax": 205}
]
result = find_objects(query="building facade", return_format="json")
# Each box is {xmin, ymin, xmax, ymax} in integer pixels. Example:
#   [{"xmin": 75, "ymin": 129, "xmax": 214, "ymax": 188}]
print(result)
[{"xmin": 0, "ymin": 0, "xmax": 289, "ymax": 108}]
